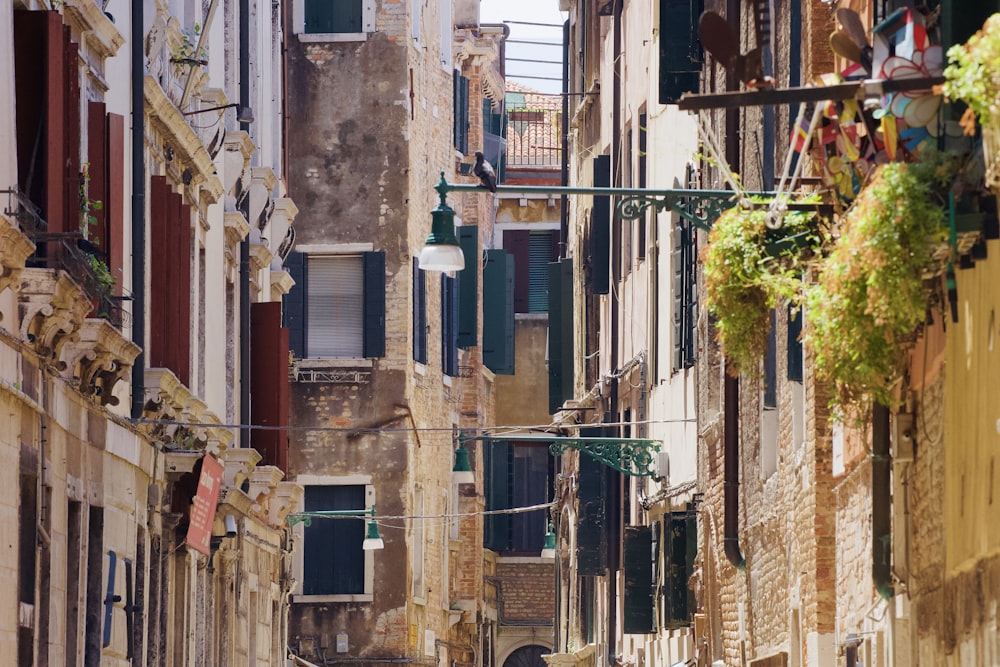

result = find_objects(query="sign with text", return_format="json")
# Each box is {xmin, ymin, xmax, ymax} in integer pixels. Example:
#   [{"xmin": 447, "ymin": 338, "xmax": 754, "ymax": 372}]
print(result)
[{"xmin": 185, "ymin": 454, "xmax": 224, "ymax": 555}]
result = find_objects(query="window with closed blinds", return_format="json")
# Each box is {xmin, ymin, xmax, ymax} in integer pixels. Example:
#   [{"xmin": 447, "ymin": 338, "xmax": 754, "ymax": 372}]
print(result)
[{"xmin": 307, "ymin": 255, "xmax": 364, "ymax": 358}]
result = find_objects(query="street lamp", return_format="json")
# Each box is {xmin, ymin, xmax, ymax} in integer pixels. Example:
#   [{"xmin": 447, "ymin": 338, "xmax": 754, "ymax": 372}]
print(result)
[
  {"xmin": 452, "ymin": 444, "xmax": 475, "ymax": 484},
  {"xmin": 418, "ymin": 174, "xmax": 464, "ymax": 271},
  {"xmin": 286, "ymin": 506, "xmax": 385, "ymax": 550},
  {"xmin": 540, "ymin": 522, "xmax": 556, "ymax": 559},
  {"xmin": 183, "ymin": 102, "xmax": 255, "ymax": 124}
]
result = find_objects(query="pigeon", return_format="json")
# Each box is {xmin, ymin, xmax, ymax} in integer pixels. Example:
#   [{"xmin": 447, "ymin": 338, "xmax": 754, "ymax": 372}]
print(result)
[
  {"xmin": 76, "ymin": 237, "xmax": 107, "ymax": 259},
  {"xmin": 473, "ymin": 151, "xmax": 497, "ymax": 193}
]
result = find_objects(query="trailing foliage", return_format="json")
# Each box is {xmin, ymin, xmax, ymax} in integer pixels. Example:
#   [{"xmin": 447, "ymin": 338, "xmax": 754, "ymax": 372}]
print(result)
[
  {"xmin": 803, "ymin": 160, "xmax": 950, "ymax": 407},
  {"xmin": 703, "ymin": 201, "xmax": 825, "ymax": 375},
  {"xmin": 942, "ymin": 14, "xmax": 1000, "ymax": 130}
]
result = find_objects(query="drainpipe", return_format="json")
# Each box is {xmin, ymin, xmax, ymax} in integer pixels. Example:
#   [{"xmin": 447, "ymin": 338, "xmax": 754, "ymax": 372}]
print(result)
[
  {"xmin": 130, "ymin": 0, "xmax": 146, "ymax": 419},
  {"xmin": 560, "ymin": 19, "xmax": 569, "ymax": 256},
  {"xmin": 721, "ymin": 0, "xmax": 745, "ymax": 571},
  {"xmin": 872, "ymin": 402, "xmax": 893, "ymax": 599},
  {"xmin": 239, "ymin": 0, "xmax": 251, "ymax": 446},
  {"xmin": 723, "ymin": 373, "xmax": 745, "ymax": 569}
]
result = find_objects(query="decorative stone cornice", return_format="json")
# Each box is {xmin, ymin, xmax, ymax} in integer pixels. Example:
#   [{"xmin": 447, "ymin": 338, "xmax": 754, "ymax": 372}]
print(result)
[
  {"xmin": 18, "ymin": 268, "xmax": 93, "ymax": 368},
  {"xmin": 145, "ymin": 75, "xmax": 225, "ymax": 204},
  {"xmin": 61, "ymin": 318, "xmax": 141, "ymax": 406},
  {"xmin": 0, "ymin": 213, "xmax": 36, "ymax": 298},
  {"xmin": 223, "ymin": 132, "xmax": 256, "ymax": 199},
  {"xmin": 270, "ymin": 270, "xmax": 296, "ymax": 299},
  {"xmin": 248, "ymin": 233, "xmax": 276, "ymax": 273},
  {"xmin": 64, "ymin": 0, "xmax": 126, "ymax": 59},
  {"xmin": 269, "ymin": 482, "xmax": 303, "ymax": 528},
  {"xmin": 541, "ymin": 645, "xmax": 596, "ymax": 667},
  {"xmin": 248, "ymin": 166, "xmax": 278, "ymax": 228},
  {"xmin": 221, "ymin": 447, "xmax": 262, "ymax": 490},
  {"xmin": 248, "ymin": 465, "xmax": 285, "ymax": 520},
  {"xmin": 141, "ymin": 368, "xmax": 224, "ymax": 449}
]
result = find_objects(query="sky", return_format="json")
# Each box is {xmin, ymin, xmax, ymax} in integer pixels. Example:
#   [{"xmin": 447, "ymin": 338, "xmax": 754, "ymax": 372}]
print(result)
[{"xmin": 480, "ymin": 0, "xmax": 568, "ymax": 95}]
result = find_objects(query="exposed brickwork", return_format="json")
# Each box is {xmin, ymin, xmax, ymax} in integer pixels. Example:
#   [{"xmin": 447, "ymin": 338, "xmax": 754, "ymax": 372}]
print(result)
[{"xmin": 495, "ymin": 562, "xmax": 556, "ymax": 623}]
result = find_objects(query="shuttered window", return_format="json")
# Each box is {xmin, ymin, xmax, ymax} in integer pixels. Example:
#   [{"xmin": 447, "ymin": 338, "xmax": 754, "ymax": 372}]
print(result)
[
  {"xmin": 457, "ymin": 226, "xmax": 478, "ymax": 348},
  {"xmin": 658, "ymin": 0, "xmax": 703, "ymax": 104},
  {"xmin": 304, "ymin": 0, "xmax": 364, "ymax": 33},
  {"xmin": 483, "ymin": 249, "xmax": 515, "ymax": 374},
  {"xmin": 662, "ymin": 511, "xmax": 697, "ymax": 628},
  {"xmin": 576, "ymin": 427, "xmax": 607, "ymax": 576},
  {"xmin": 548, "ymin": 258, "xmax": 574, "ymax": 414},
  {"xmin": 308, "ymin": 255, "xmax": 365, "ymax": 358},
  {"xmin": 484, "ymin": 443, "xmax": 552, "ymax": 554},
  {"xmin": 413, "ymin": 258, "xmax": 427, "ymax": 364},
  {"xmin": 589, "ymin": 155, "xmax": 611, "ymax": 295},
  {"xmin": 503, "ymin": 229, "xmax": 560, "ymax": 314},
  {"xmin": 623, "ymin": 525, "xmax": 655, "ymax": 634},
  {"xmin": 453, "ymin": 70, "xmax": 470, "ymax": 154},
  {"xmin": 442, "ymin": 274, "xmax": 459, "ymax": 376},
  {"xmin": 303, "ymin": 485, "xmax": 366, "ymax": 595},
  {"xmin": 672, "ymin": 164, "xmax": 698, "ymax": 372}
]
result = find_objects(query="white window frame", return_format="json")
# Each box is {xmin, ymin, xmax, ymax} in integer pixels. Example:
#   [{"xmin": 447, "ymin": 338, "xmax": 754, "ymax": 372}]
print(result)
[
  {"xmin": 293, "ymin": 0, "xmax": 376, "ymax": 42},
  {"xmin": 292, "ymin": 475, "xmax": 377, "ymax": 602}
]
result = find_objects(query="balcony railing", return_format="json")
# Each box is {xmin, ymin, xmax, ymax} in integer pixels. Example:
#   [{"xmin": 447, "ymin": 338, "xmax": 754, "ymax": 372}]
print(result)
[
  {"xmin": 506, "ymin": 107, "xmax": 562, "ymax": 168},
  {"xmin": 2, "ymin": 187, "xmax": 129, "ymax": 329}
]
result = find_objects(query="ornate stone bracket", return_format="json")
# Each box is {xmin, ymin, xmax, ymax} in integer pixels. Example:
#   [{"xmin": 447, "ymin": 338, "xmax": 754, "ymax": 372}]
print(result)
[
  {"xmin": 141, "ymin": 368, "xmax": 224, "ymax": 449},
  {"xmin": 220, "ymin": 447, "xmax": 261, "ymax": 490},
  {"xmin": 61, "ymin": 318, "xmax": 141, "ymax": 406},
  {"xmin": 269, "ymin": 482, "xmax": 303, "ymax": 528},
  {"xmin": 247, "ymin": 465, "xmax": 285, "ymax": 521},
  {"xmin": 18, "ymin": 269, "xmax": 93, "ymax": 368},
  {"xmin": 0, "ymin": 213, "xmax": 35, "ymax": 299}
]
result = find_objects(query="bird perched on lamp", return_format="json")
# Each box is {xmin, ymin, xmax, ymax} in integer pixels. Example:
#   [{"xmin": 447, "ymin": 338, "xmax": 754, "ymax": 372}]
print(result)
[{"xmin": 473, "ymin": 151, "xmax": 497, "ymax": 193}]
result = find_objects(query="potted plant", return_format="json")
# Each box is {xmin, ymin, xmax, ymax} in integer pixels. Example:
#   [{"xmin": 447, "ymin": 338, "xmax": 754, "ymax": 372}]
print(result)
[
  {"xmin": 942, "ymin": 13, "xmax": 1000, "ymax": 187},
  {"xmin": 803, "ymin": 158, "xmax": 952, "ymax": 408},
  {"xmin": 703, "ymin": 200, "xmax": 826, "ymax": 375}
]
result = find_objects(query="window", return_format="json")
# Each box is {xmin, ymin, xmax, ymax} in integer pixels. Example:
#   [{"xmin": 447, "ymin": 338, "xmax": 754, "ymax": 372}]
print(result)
[
  {"xmin": 453, "ymin": 70, "xmax": 470, "ymax": 154},
  {"xmin": 442, "ymin": 274, "xmax": 458, "ymax": 376},
  {"xmin": 672, "ymin": 165, "xmax": 698, "ymax": 373},
  {"xmin": 413, "ymin": 259, "xmax": 427, "ymax": 364},
  {"xmin": 294, "ymin": 0, "xmax": 375, "ymax": 38},
  {"xmin": 658, "ymin": 0, "xmax": 703, "ymax": 104},
  {"xmin": 283, "ymin": 250, "xmax": 386, "ymax": 360},
  {"xmin": 501, "ymin": 228, "xmax": 561, "ymax": 314},
  {"xmin": 295, "ymin": 481, "xmax": 376, "ymax": 600},
  {"xmin": 484, "ymin": 442, "xmax": 553, "ymax": 554}
]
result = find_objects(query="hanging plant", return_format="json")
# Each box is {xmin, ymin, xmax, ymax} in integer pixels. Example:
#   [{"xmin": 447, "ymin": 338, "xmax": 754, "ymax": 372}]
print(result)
[
  {"xmin": 803, "ymin": 159, "xmax": 953, "ymax": 407},
  {"xmin": 942, "ymin": 14, "xmax": 1000, "ymax": 131},
  {"xmin": 703, "ymin": 200, "xmax": 826, "ymax": 375}
]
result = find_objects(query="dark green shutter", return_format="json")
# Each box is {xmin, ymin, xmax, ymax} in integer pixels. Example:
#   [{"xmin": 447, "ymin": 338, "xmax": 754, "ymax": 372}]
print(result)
[
  {"xmin": 558, "ymin": 259, "xmax": 574, "ymax": 404},
  {"xmin": 362, "ymin": 251, "xmax": 385, "ymax": 358},
  {"xmin": 787, "ymin": 304, "xmax": 803, "ymax": 381},
  {"xmin": 413, "ymin": 258, "xmax": 427, "ymax": 363},
  {"xmin": 457, "ymin": 226, "xmax": 478, "ymax": 348},
  {"xmin": 638, "ymin": 113, "xmax": 648, "ymax": 259},
  {"xmin": 623, "ymin": 526, "xmax": 655, "ymax": 634},
  {"xmin": 576, "ymin": 428, "xmax": 607, "ymax": 576},
  {"xmin": 659, "ymin": 0, "xmax": 702, "ymax": 104},
  {"xmin": 283, "ymin": 251, "xmax": 307, "ymax": 358},
  {"xmin": 484, "ymin": 440, "xmax": 512, "ymax": 551},
  {"xmin": 483, "ymin": 249, "xmax": 514, "ymax": 374},
  {"xmin": 504, "ymin": 230, "xmax": 531, "ymax": 313},
  {"xmin": 548, "ymin": 259, "xmax": 564, "ymax": 415},
  {"xmin": 442, "ymin": 275, "xmax": 459, "ymax": 376},
  {"xmin": 671, "ymin": 222, "xmax": 684, "ymax": 372},
  {"xmin": 664, "ymin": 512, "xmax": 697, "ymax": 628},
  {"xmin": 304, "ymin": 0, "xmax": 363, "ymax": 33},
  {"xmin": 651, "ymin": 521, "xmax": 660, "ymax": 632},
  {"xmin": 590, "ymin": 155, "xmax": 611, "ymax": 294}
]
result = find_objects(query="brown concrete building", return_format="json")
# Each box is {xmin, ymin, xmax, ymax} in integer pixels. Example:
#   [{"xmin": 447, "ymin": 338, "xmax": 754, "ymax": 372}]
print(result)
[{"xmin": 281, "ymin": 1, "xmax": 508, "ymax": 665}]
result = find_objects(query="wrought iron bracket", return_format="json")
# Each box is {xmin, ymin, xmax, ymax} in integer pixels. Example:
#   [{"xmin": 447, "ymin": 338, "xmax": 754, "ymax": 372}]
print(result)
[
  {"xmin": 458, "ymin": 433, "xmax": 661, "ymax": 477},
  {"xmin": 435, "ymin": 173, "xmax": 771, "ymax": 232}
]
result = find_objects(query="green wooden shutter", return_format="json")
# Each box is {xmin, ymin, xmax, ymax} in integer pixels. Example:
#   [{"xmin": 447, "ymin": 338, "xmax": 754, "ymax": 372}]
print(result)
[
  {"xmin": 453, "ymin": 71, "xmax": 470, "ymax": 154},
  {"xmin": 442, "ymin": 275, "xmax": 459, "ymax": 376},
  {"xmin": 787, "ymin": 304, "xmax": 803, "ymax": 382},
  {"xmin": 651, "ymin": 521, "xmax": 660, "ymax": 632},
  {"xmin": 590, "ymin": 155, "xmax": 611, "ymax": 294},
  {"xmin": 457, "ymin": 226, "xmax": 478, "ymax": 348},
  {"xmin": 664, "ymin": 512, "xmax": 697, "ymax": 628},
  {"xmin": 283, "ymin": 251, "xmax": 307, "ymax": 358},
  {"xmin": 413, "ymin": 258, "xmax": 427, "ymax": 363},
  {"xmin": 528, "ymin": 232, "xmax": 554, "ymax": 313},
  {"xmin": 362, "ymin": 251, "xmax": 386, "ymax": 358},
  {"xmin": 576, "ymin": 428, "xmax": 607, "ymax": 575},
  {"xmin": 637, "ymin": 113, "xmax": 648, "ymax": 260},
  {"xmin": 485, "ymin": 440, "xmax": 512, "ymax": 551},
  {"xmin": 483, "ymin": 249, "xmax": 514, "ymax": 374},
  {"xmin": 504, "ymin": 230, "xmax": 531, "ymax": 313},
  {"xmin": 548, "ymin": 259, "xmax": 564, "ymax": 415},
  {"xmin": 623, "ymin": 525, "xmax": 655, "ymax": 634},
  {"xmin": 558, "ymin": 259, "xmax": 574, "ymax": 404},
  {"xmin": 659, "ymin": 0, "xmax": 702, "ymax": 104},
  {"xmin": 671, "ymin": 222, "xmax": 684, "ymax": 372}
]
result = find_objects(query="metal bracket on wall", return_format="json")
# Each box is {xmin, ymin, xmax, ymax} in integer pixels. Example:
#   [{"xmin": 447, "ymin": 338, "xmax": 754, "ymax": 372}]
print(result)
[{"xmin": 458, "ymin": 433, "xmax": 661, "ymax": 477}]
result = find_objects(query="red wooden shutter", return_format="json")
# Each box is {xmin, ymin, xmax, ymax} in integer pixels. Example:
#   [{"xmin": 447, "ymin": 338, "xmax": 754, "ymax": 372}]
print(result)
[
  {"xmin": 62, "ymin": 24, "xmax": 80, "ymax": 236},
  {"xmin": 87, "ymin": 102, "xmax": 108, "ymax": 248},
  {"xmin": 250, "ymin": 302, "xmax": 290, "ymax": 471},
  {"xmin": 149, "ymin": 176, "xmax": 169, "ymax": 370},
  {"xmin": 106, "ymin": 113, "xmax": 126, "ymax": 295},
  {"xmin": 46, "ymin": 14, "xmax": 67, "ymax": 236}
]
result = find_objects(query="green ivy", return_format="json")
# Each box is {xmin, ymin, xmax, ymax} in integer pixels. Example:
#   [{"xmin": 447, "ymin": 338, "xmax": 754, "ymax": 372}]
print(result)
[
  {"xmin": 803, "ymin": 160, "xmax": 950, "ymax": 408},
  {"xmin": 703, "ymin": 200, "xmax": 825, "ymax": 375}
]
